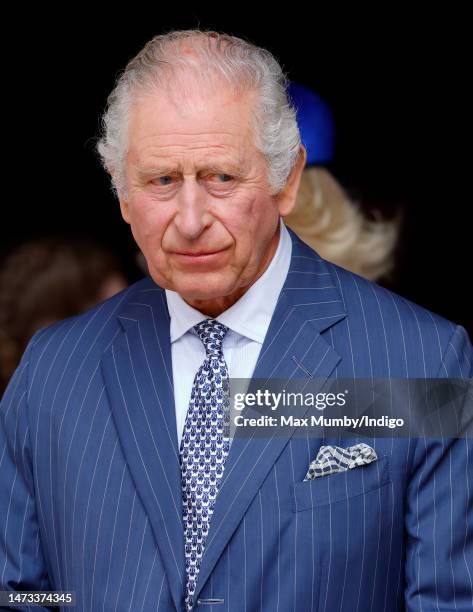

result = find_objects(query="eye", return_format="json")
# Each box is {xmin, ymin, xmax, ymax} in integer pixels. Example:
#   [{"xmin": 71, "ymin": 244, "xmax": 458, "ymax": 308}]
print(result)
[
  {"xmin": 216, "ymin": 174, "xmax": 233, "ymax": 182},
  {"xmin": 205, "ymin": 173, "xmax": 234, "ymax": 184},
  {"xmin": 156, "ymin": 175, "xmax": 173, "ymax": 186}
]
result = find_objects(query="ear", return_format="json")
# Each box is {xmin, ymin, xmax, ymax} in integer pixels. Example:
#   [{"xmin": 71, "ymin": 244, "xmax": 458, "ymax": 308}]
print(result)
[
  {"xmin": 109, "ymin": 167, "xmax": 131, "ymax": 224},
  {"xmin": 275, "ymin": 145, "xmax": 307, "ymax": 216},
  {"xmin": 118, "ymin": 194, "xmax": 131, "ymax": 224}
]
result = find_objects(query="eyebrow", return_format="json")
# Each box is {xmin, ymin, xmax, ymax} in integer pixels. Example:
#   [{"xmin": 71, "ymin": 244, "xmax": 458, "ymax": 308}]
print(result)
[{"xmin": 136, "ymin": 161, "xmax": 248, "ymax": 179}]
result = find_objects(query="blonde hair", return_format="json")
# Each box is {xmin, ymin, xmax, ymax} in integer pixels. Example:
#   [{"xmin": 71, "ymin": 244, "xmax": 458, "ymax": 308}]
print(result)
[{"xmin": 285, "ymin": 167, "xmax": 400, "ymax": 281}]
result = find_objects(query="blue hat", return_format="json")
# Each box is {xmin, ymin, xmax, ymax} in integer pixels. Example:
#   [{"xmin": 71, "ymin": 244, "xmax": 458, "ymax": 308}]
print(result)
[{"xmin": 288, "ymin": 82, "xmax": 336, "ymax": 165}]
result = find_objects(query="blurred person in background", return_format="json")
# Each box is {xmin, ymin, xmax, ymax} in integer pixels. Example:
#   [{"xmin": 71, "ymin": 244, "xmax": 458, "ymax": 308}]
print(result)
[
  {"xmin": 0, "ymin": 237, "xmax": 127, "ymax": 394},
  {"xmin": 285, "ymin": 82, "xmax": 400, "ymax": 282}
]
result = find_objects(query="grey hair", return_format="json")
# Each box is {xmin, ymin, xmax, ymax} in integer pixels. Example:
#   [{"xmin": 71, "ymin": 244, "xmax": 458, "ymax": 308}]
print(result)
[{"xmin": 96, "ymin": 29, "xmax": 301, "ymax": 196}]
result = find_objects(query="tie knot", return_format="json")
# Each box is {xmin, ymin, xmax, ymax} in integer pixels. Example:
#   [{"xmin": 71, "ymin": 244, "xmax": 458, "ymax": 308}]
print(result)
[{"xmin": 194, "ymin": 319, "xmax": 229, "ymax": 357}]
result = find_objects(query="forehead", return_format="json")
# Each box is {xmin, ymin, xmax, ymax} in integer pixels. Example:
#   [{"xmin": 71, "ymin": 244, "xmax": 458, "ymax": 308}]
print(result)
[{"xmin": 127, "ymin": 85, "xmax": 258, "ymax": 169}]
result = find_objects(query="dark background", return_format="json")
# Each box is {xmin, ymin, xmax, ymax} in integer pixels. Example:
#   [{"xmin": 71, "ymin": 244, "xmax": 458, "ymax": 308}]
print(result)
[{"xmin": 3, "ymin": 9, "xmax": 471, "ymax": 338}]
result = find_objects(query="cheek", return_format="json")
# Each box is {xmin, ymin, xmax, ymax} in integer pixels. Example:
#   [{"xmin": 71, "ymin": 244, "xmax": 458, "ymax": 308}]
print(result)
[
  {"xmin": 128, "ymin": 194, "xmax": 169, "ymax": 243},
  {"xmin": 226, "ymin": 194, "xmax": 278, "ymax": 247}
]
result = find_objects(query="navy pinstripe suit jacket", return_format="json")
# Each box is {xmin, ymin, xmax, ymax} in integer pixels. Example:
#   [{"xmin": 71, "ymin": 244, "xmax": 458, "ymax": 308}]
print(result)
[{"xmin": 1, "ymin": 228, "xmax": 472, "ymax": 611}]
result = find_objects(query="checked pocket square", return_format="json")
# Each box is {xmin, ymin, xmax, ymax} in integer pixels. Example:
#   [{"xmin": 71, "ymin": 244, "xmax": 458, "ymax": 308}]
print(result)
[{"xmin": 303, "ymin": 442, "xmax": 378, "ymax": 481}]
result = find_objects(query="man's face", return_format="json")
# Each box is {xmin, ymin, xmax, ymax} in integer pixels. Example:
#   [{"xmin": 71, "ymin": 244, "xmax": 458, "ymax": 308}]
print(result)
[{"xmin": 119, "ymin": 83, "xmax": 304, "ymax": 315}]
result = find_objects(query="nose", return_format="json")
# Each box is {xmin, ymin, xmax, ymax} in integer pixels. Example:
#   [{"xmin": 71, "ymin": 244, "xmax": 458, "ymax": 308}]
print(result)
[{"xmin": 173, "ymin": 177, "xmax": 210, "ymax": 239}]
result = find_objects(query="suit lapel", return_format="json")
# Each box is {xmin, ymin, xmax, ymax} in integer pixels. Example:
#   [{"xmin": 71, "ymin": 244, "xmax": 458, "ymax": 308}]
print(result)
[
  {"xmin": 100, "ymin": 284, "xmax": 186, "ymax": 612},
  {"xmin": 192, "ymin": 230, "xmax": 348, "ymax": 604}
]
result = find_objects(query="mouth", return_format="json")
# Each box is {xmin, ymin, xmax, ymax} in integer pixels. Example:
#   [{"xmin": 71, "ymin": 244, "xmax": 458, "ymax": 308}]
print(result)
[
  {"xmin": 174, "ymin": 249, "xmax": 224, "ymax": 256},
  {"xmin": 170, "ymin": 247, "xmax": 230, "ymax": 265}
]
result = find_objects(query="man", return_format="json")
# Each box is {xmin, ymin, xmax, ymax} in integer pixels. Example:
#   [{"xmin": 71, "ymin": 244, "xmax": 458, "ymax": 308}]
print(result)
[{"xmin": 1, "ymin": 30, "xmax": 472, "ymax": 612}]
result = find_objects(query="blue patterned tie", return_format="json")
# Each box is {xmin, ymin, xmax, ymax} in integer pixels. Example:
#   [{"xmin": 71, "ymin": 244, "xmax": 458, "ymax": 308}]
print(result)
[{"xmin": 180, "ymin": 319, "xmax": 231, "ymax": 611}]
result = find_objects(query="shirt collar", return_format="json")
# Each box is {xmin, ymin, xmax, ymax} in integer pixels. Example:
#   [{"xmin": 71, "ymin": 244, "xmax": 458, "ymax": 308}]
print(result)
[{"xmin": 165, "ymin": 218, "xmax": 292, "ymax": 344}]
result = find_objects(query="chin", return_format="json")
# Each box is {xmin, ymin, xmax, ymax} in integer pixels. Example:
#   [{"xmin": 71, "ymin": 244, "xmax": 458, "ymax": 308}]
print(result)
[
  {"xmin": 175, "ymin": 277, "xmax": 237, "ymax": 301},
  {"xmin": 177, "ymin": 286, "xmax": 230, "ymax": 301}
]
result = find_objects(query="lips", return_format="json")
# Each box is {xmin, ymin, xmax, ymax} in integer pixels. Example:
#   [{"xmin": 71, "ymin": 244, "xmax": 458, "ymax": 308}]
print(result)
[
  {"xmin": 170, "ymin": 247, "xmax": 229, "ymax": 266},
  {"xmin": 174, "ymin": 250, "xmax": 223, "ymax": 256}
]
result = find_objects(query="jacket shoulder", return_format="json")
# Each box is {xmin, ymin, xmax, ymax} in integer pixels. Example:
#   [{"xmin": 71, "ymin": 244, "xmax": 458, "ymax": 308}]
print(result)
[
  {"xmin": 326, "ymin": 261, "xmax": 472, "ymax": 376},
  {"xmin": 25, "ymin": 276, "xmax": 163, "ymax": 388},
  {"xmin": 332, "ymin": 262, "xmax": 455, "ymax": 330},
  {"xmin": 290, "ymin": 229, "xmax": 459, "ymax": 341}
]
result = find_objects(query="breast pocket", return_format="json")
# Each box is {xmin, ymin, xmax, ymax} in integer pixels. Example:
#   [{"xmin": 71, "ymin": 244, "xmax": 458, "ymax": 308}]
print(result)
[{"xmin": 291, "ymin": 455, "xmax": 391, "ymax": 511}]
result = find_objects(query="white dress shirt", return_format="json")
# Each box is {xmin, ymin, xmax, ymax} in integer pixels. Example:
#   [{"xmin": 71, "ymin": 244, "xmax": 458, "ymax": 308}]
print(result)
[{"xmin": 165, "ymin": 218, "xmax": 292, "ymax": 448}]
